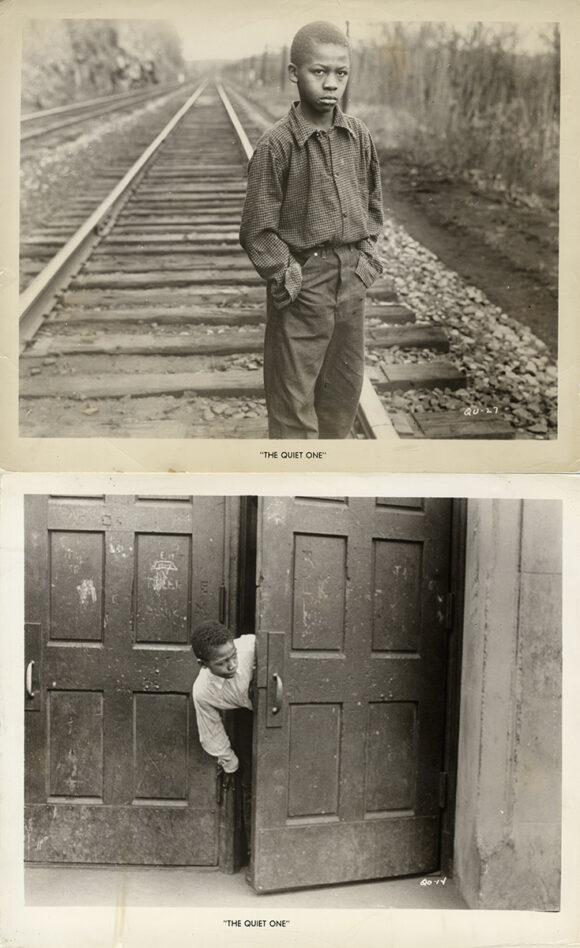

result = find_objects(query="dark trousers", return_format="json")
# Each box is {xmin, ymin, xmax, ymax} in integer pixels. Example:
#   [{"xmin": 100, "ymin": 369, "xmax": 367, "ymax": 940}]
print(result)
[
  {"xmin": 264, "ymin": 245, "xmax": 367, "ymax": 439},
  {"xmin": 234, "ymin": 709, "xmax": 253, "ymax": 860},
  {"xmin": 218, "ymin": 708, "xmax": 253, "ymax": 873}
]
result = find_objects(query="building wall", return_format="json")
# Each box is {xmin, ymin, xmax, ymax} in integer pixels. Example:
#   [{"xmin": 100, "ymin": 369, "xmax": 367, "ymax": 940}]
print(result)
[{"xmin": 454, "ymin": 499, "xmax": 562, "ymax": 910}]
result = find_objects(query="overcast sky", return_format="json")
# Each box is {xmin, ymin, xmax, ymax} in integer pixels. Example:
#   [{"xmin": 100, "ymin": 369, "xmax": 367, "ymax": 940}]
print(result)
[{"xmin": 168, "ymin": 0, "xmax": 553, "ymax": 61}]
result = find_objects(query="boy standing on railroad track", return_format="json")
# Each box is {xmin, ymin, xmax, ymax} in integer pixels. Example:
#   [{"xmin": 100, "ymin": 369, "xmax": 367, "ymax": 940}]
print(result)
[{"xmin": 239, "ymin": 20, "xmax": 384, "ymax": 439}]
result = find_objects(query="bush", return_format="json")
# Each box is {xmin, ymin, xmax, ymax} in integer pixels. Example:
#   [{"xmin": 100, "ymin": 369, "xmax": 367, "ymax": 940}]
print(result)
[{"xmin": 224, "ymin": 22, "xmax": 560, "ymax": 203}]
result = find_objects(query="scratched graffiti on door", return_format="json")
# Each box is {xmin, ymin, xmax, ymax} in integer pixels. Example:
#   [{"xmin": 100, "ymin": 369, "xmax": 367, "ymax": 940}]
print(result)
[
  {"xmin": 148, "ymin": 554, "xmax": 179, "ymax": 593},
  {"xmin": 76, "ymin": 578, "xmax": 97, "ymax": 607}
]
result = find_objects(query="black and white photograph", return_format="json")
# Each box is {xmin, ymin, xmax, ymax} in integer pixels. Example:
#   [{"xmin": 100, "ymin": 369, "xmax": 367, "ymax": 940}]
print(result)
[
  {"xmin": 9, "ymin": 0, "xmax": 572, "ymax": 457},
  {"xmin": 0, "ymin": 474, "xmax": 577, "ymax": 948},
  {"xmin": 19, "ymin": 492, "xmax": 561, "ymax": 903},
  {"xmin": 0, "ymin": 0, "xmax": 578, "ymax": 941}
]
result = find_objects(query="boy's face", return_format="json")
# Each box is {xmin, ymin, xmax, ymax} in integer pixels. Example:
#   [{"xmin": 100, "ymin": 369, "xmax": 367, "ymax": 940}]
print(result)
[
  {"xmin": 289, "ymin": 42, "xmax": 350, "ymax": 119},
  {"xmin": 201, "ymin": 640, "xmax": 238, "ymax": 678}
]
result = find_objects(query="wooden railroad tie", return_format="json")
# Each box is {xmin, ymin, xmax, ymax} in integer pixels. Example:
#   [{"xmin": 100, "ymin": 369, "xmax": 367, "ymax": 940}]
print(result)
[
  {"xmin": 26, "ymin": 324, "xmax": 447, "ymax": 358},
  {"xmin": 19, "ymin": 79, "xmax": 522, "ymax": 442},
  {"xmin": 391, "ymin": 409, "xmax": 515, "ymax": 439},
  {"xmin": 48, "ymin": 301, "xmax": 416, "ymax": 327},
  {"xmin": 21, "ymin": 362, "xmax": 464, "ymax": 401}
]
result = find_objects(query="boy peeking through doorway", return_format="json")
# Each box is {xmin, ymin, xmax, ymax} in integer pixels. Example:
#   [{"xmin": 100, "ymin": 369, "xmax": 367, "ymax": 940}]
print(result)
[{"xmin": 191, "ymin": 621, "xmax": 255, "ymax": 860}]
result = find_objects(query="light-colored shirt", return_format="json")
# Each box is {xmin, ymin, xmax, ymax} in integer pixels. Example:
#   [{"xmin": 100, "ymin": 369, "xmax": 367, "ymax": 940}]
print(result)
[{"xmin": 192, "ymin": 634, "xmax": 255, "ymax": 773}]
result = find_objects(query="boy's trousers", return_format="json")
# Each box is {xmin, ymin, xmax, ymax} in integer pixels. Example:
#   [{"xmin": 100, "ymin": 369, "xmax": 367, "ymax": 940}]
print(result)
[{"xmin": 264, "ymin": 244, "xmax": 367, "ymax": 439}]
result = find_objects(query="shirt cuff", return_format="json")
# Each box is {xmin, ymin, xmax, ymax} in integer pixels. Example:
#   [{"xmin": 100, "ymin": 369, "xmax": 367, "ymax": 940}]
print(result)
[
  {"xmin": 270, "ymin": 257, "xmax": 302, "ymax": 310},
  {"xmin": 355, "ymin": 250, "xmax": 383, "ymax": 288},
  {"xmin": 359, "ymin": 238, "xmax": 384, "ymax": 268},
  {"xmin": 218, "ymin": 749, "xmax": 239, "ymax": 773}
]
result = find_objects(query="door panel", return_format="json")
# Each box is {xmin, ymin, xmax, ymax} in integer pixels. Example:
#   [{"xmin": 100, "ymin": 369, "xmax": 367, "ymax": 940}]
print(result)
[
  {"xmin": 48, "ymin": 689, "xmax": 104, "ymax": 799},
  {"xmin": 288, "ymin": 703, "xmax": 341, "ymax": 817},
  {"xmin": 50, "ymin": 530, "xmax": 104, "ymax": 641},
  {"xmin": 134, "ymin": 533, "xmax": 191, "ymax": 643},
  {"xmin": 292, "ymin": 533, "xmax": 347, "ymax": 649},
  {"xmin": 372, "ymin": 538, "xmax": 423, "ymax": 649},
  {"xmin": 25, "ymin": 494, "xmax": 236, "ymax": 866},
  {"xmin": 252, "ymin": 496, "xmax": 452, "ymax": 892}
]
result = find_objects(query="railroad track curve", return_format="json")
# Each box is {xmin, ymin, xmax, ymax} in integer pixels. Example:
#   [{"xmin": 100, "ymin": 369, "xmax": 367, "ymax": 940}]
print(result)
[{"xmin": 19, "ymin": 78, "xmax": 514, "ymax": 440}]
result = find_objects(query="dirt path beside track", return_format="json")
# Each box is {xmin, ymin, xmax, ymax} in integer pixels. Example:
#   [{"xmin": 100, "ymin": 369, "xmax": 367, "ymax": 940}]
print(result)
[{"xmin": 379, "ymin": 150, "xmax": 558, "ymax": 356}]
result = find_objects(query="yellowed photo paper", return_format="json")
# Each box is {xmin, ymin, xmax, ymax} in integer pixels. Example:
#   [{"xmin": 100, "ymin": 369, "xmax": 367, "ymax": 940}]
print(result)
[
  {"xmin": 0, "ymin": 472, "xmax": 578, "ymax": 947},
  {"xmin": 1, "ymin": 0, "xmax": 578, "ymax": 472}
]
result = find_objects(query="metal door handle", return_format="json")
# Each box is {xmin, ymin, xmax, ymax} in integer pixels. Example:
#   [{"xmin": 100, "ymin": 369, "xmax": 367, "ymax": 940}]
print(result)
[
  {"xmin": 26, "ymin": 660, "xmax": 35, "ymax": 698},
  {"xmin": 272, "ymin": 673, "xmax": 283, "ymax": 714}
]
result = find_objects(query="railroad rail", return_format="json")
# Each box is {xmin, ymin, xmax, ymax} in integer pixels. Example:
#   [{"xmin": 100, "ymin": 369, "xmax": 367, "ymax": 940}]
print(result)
[
  {"xmin": 20, "ymin": 81, "xmax": 192, "ymax": 145},
  {"xmin": 19, "ymin": 79, "xmax": 514, "ymax": 440}
]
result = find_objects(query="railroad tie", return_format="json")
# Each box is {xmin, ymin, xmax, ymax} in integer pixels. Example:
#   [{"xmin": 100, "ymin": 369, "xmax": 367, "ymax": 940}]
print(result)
[{"xmin": 19, "ymin": 80, "xmax": 515, "ymax": 440}]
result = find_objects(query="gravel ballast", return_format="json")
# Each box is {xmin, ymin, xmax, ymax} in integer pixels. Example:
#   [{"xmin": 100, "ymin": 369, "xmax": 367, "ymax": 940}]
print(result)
[
  {"xmin": 371, "ymin": 220, "xmax": 557, "ymax": 438},
  {"xmin": 19, "ymin": 90, "xmax": 557, "ymax": 440},
  {"xmin": 20, "ymin": 85, "xmax": 197, "ymax": 245}
]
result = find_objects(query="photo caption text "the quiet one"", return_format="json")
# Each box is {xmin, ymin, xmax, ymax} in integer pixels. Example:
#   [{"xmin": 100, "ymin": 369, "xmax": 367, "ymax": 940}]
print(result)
[
  {"xmin": 223, "ymin": 919, "xmax": 290, "ymax": 927},
  {"xmin": 259, "ymin": 451, "xmax": 326, "ymax": 459}
]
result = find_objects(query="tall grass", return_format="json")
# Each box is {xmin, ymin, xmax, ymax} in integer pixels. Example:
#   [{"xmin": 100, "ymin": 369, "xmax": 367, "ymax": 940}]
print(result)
[{"xmin": 223, "ymin": 22, "xmax": 560, "ymax": 203}]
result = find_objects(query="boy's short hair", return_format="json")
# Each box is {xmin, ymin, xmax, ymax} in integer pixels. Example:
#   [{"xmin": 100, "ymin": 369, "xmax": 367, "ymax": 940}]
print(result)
[
  {"xmin": 191, "ymin": 620, "xmax": 234, "ymax": 662},
  {"xmin": 290, "ymin": 21, "xmax": 351, "ymax": 66}
]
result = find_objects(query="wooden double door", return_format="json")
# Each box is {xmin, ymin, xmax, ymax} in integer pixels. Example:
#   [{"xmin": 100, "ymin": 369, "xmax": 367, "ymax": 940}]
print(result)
[
  {"xmin": 24, "ymin": 494, "xmax": 234, "ymax": 865},
  {"xmin": 25, "ymin": 494, "xmax": 455, "ymax": 890}
]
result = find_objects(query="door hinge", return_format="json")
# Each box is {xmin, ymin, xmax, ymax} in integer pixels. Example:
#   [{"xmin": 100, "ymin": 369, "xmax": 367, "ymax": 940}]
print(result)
[
  {"xmin": 444, "ymin": 591, "xmax": 454, "ymax": 630},
  {"xmin": 439, "ymin": 771, "xmax": 448, "ymax": 809}
]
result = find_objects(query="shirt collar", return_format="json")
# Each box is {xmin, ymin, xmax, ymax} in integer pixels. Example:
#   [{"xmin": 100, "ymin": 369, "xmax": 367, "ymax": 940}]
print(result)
[{"xmin": 288, "ymin": 101, "xmax": 356, "ymax": 147}]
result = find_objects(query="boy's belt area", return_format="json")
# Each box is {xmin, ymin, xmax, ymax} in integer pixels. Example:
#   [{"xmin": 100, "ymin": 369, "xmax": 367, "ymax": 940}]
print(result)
[{"xmin": 293, "ymin": 242, "xmax": 360, "ymax": 263}]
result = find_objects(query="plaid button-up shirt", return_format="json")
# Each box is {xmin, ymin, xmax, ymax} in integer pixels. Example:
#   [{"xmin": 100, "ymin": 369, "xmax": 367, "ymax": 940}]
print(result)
[{"xmin": 239, "ymin": 102, "xmax": 384, "ymax": 306}]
